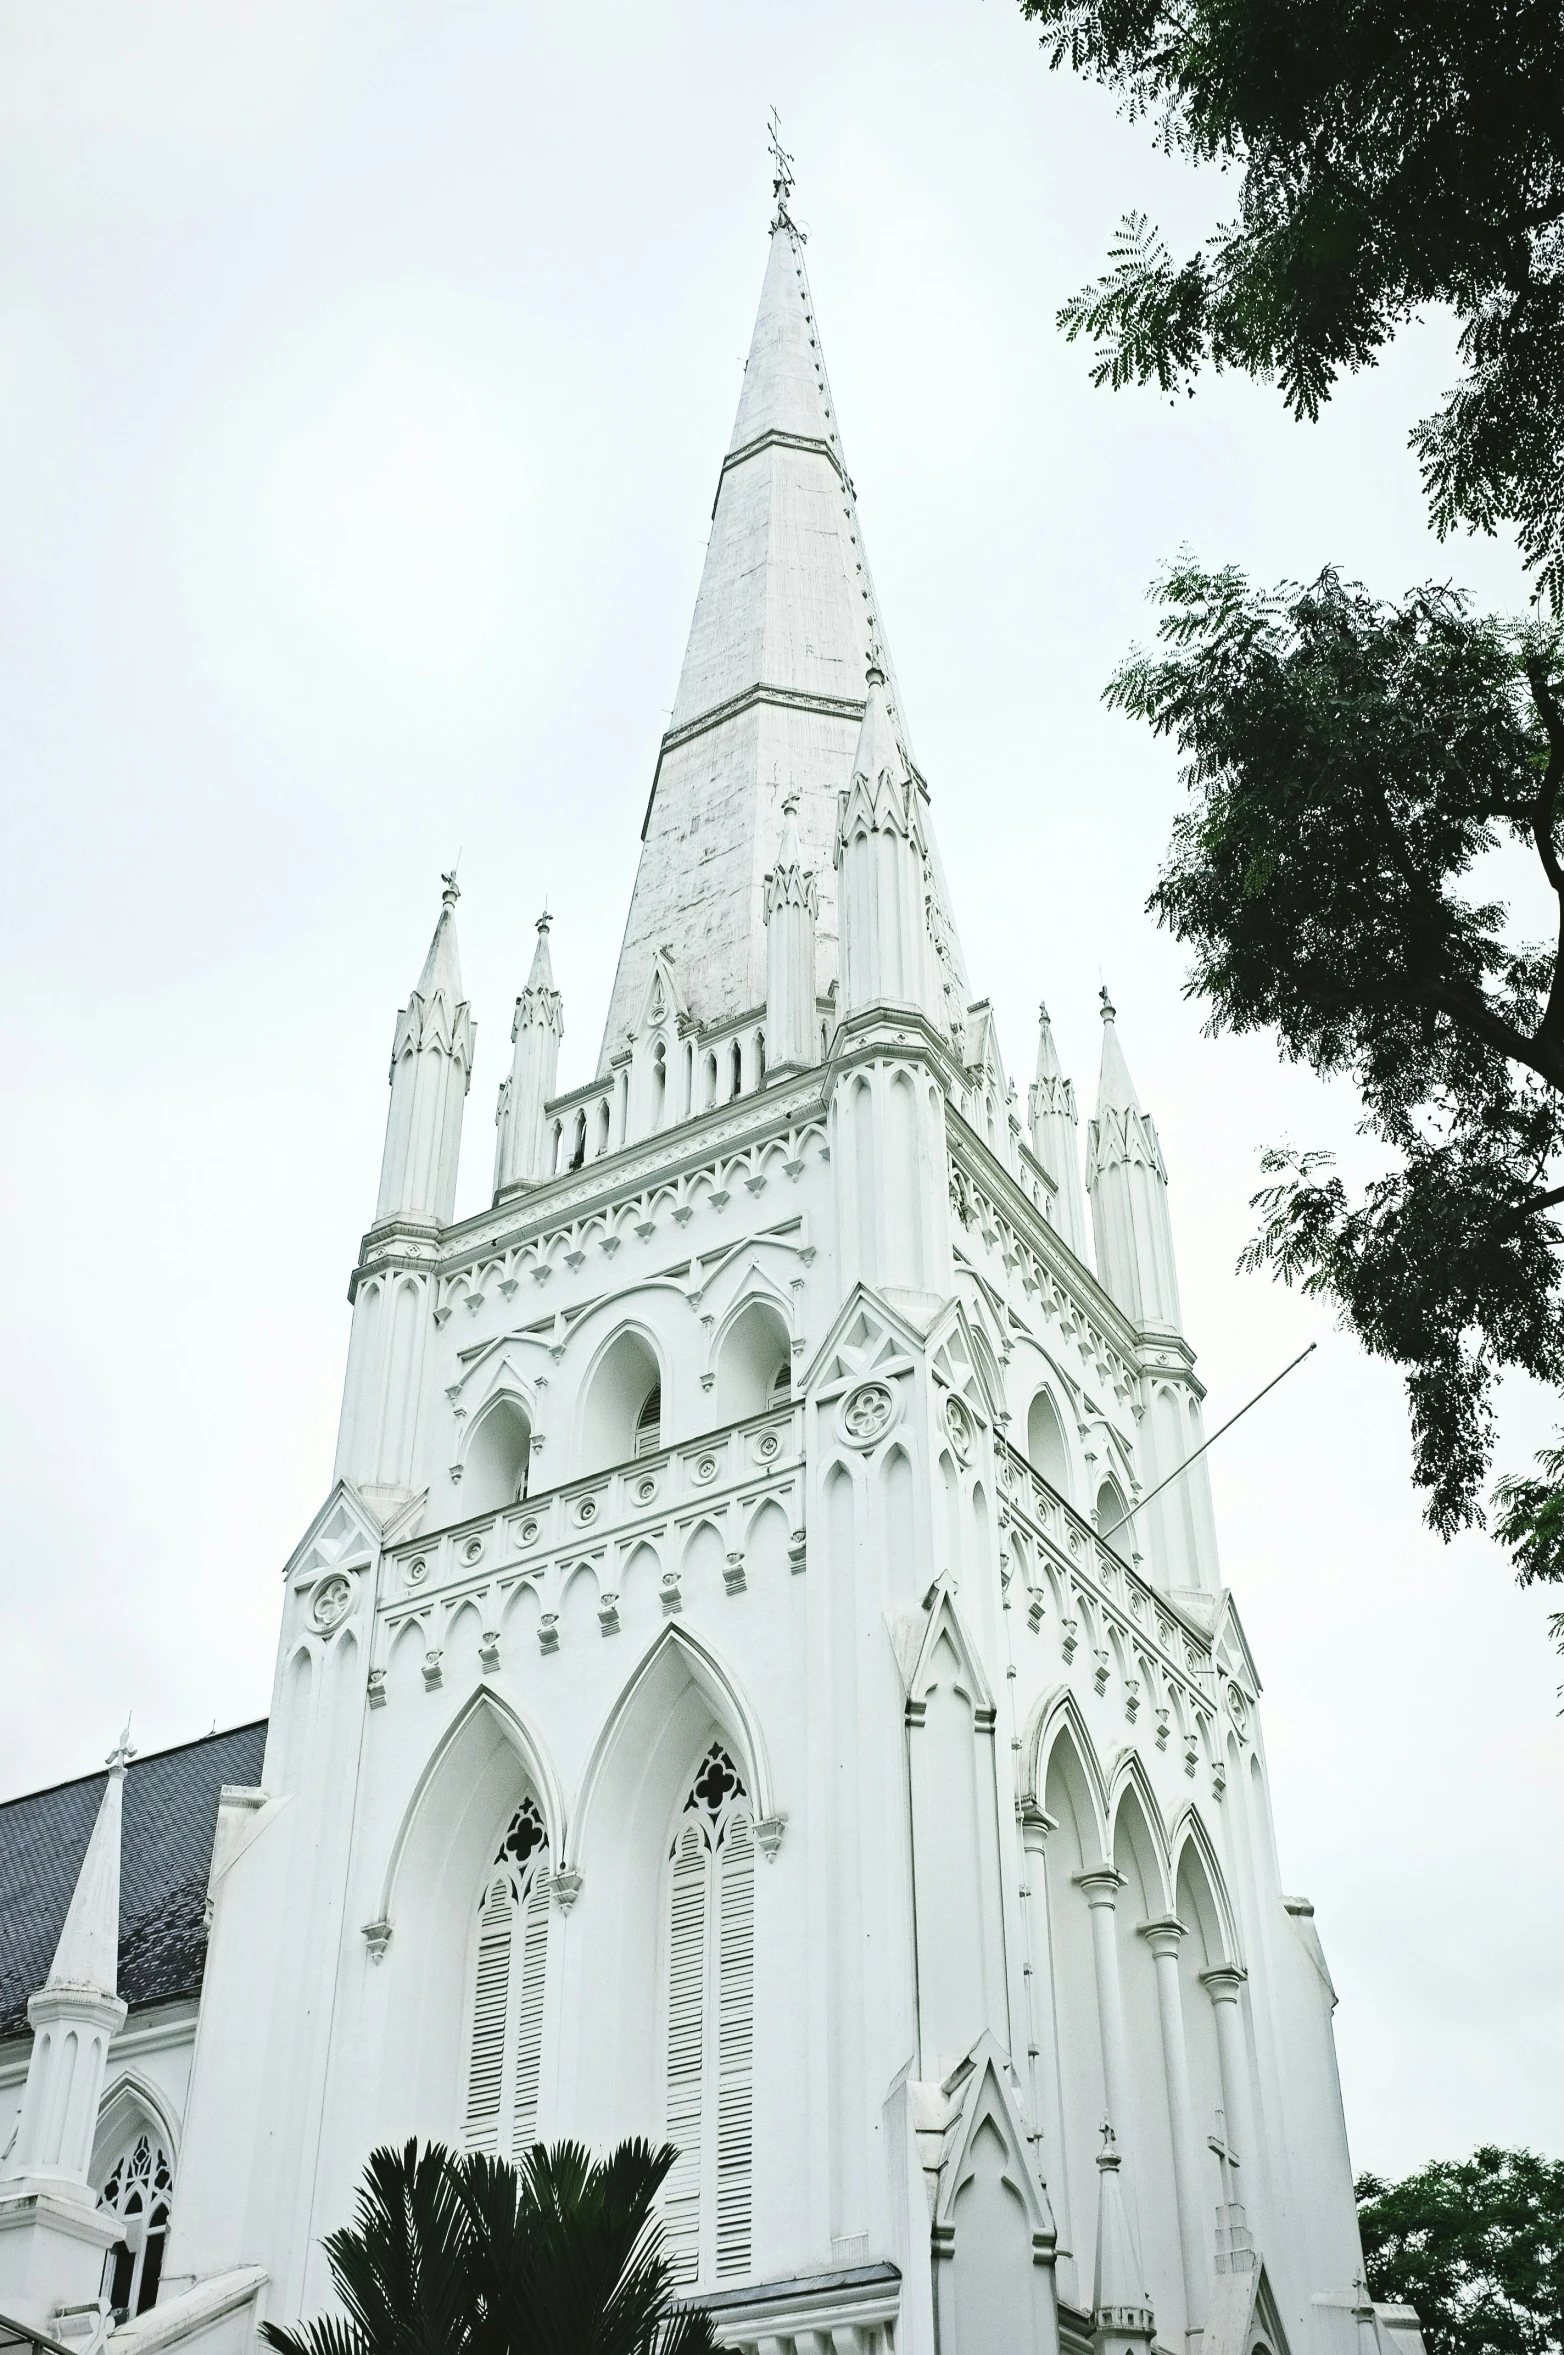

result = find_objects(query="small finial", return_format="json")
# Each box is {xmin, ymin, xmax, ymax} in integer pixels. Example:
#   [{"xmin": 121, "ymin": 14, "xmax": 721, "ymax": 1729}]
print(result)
[
  {"xmin": 865, "ymin": 655, "xmax": 886, "ymax": 689},
  {"xmin": 1038, "ymin": 998, "xmax": 1051, "ymax": 1025},
  {"xmin": 1098, "ymin": 2117, "xmax": 1118, "ymax": 2158},
  {"xmin": 107, "ymin": 1717, "xmax": 136, "ymax": 1774},
  {"xmin": 782, "ymin": 789, "xmax": 800, "ymax": 816},
  {"xmin": 1099, "ymin": 983, "xmax": 1116, "ymax": 1021},
  {"xmin": 767, "ymin": 106, "xmax": 795, "ymax": 227},
  {"xmin": 440, "ymin": 867, "xmax": 461, "ymax": 909},
  {"xmin": 536, "ymin": 909, "xmax": 552, "ymax": 934}
]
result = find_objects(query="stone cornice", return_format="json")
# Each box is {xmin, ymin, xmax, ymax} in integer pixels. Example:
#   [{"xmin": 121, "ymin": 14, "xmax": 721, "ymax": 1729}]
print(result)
[
  {"xmin": 715, "ymin": 424, "xmax": 853, "ymax": 503},
  {"xmin": 643, "ymin": 682, "xmax": 867, "ymax": 836}
]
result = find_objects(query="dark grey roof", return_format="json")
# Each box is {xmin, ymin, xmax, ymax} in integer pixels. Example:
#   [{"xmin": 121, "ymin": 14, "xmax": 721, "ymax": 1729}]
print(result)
[{"xmin": 0, "ymin": 1722, "xmax": 268, "ymax": 2039}]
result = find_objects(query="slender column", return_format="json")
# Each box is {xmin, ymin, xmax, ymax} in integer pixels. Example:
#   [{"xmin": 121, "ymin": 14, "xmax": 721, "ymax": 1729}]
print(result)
[
  {"xmin": 1141, "ymin": 1918, "xmax": 1209, "ymax": 2344},
  {"xmin": 1075, "ymin": 1871, "xmax": 1132, "ymax": 2152},
  {"xmin": 1020, "ymin": 1805, "xmax": 1076, "ymax": 2301},
  {"xmin": 1201, "ymin": 1967, "xmax": 1258, "ymax": 2209}
]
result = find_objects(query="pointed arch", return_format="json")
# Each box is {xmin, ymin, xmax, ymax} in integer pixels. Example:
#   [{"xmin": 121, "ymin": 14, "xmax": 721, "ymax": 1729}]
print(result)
[
  {"xmin": 907, "ymin": 1580, "xmax": 996, "ymax": 1717},
  {"xmin": 708, "ymin": 1289, "xmax": 792, "ymax": 1420},
  {"xmin": 576, "ymin": 1320, "xmax": 666, "ymax": 1477},
  {"xmin": 457, "ymin": 1389, "xmax": 534, "ymax": 1513},
  {"xmin": 1021, "ymin": 1686, "xmax": 1107, "ymax": 1853},
  {"xmin": 91, "ymin": 2070, "xmax": 182, "ymax": 2189},
  {"xmin": 378, "ymin": 1681, "xmax": 567, "ymax": 1927},
  {"xmin": 572, "ymin": 1622, "xmax": 778, "ymax": 1870},
  {"xmin": 1169, "ymin": 1807, "xmax": 1241, "ymax": 1968},
  {"xmin": 1107, "ymin": 1751, "xmax": 1173, "ymax": 1914}
]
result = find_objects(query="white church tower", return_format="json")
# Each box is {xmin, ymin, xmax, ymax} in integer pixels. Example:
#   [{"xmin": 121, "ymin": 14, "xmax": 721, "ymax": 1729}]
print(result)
[{"xmin": 111, "ymin": 161, "xmax": 1389, "ymax": 2355}]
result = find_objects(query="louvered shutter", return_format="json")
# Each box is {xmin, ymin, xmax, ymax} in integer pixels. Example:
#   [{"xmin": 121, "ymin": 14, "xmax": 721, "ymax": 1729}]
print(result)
[
  {"xmin": 714, "ymin": 1813, "xmax": 755, "ymax": 2279},
  {"xmin": 511, "ymin": 1865, "xmax": 551, "ymax": 2155},
  {"xmin": 465, "ymin": 1878, "xmax": 513, "ymax": 2151},
  {"xmin": 664, "ymin": 1822, "xmax": 708, "ymax": 2285}
]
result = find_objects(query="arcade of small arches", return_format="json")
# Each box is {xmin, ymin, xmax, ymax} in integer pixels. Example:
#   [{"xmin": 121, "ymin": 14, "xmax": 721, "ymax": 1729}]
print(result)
[
  {"xmin": 446, "ymin": 1293, "xmax": 796, "ymax": 1520},
  {"xmin": 1024, "ymin": 1699, "xmax": 1268, "ymax": 2334}
]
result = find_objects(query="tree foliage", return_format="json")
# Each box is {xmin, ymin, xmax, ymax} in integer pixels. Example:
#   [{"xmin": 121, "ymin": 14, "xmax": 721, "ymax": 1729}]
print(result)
[
  {"xmin": 1358, "ymin": 2148, "xmax": 1564, "ymax": 2355},
  {"xmin": 1109, "ymin": 563, "xmax": 1564, "ymax": 1544},
  {"xmin": 1022, "ymin": 0, "xmax": 1564, "ymax": 606},
  {"xmin": 260, "ymin": 2137, "xmax": 715, "ymax": 2355}
]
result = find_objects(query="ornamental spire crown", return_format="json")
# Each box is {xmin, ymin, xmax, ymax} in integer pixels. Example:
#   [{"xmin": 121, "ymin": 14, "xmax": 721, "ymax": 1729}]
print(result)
[{"xmin": 595, "ymin": 183, "xmax": 967, "ymax": 1069}]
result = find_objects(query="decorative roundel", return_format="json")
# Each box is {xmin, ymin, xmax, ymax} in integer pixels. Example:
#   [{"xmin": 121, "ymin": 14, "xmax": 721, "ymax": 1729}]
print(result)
[
  {"xmin": 635, "ymin": 1476, "xmax": 657, "ymax": 1503},
  {"xmin": 756, "ymin": 1431, "xmax": 780, "ymax": 1462},
  {"xmin": 841, "ymin": 1381, "xmax": 894, "ymax": 1447},
  {"xmin": 311, "ymin": 1574, "xmax": 354, "ymax": 1633},
  {"xmin": 694, "ymin": 1455, "xmax": 718, "ymax": 1483},
  {"xmin": 576, "ymin": 1498, "xmax": 598, "ymax": 1526},
  {"xmin": 405, "ymin": 1556, "xmax": 428, "ymax": 1585},
  {"xmin": 462, "ymin": 1537, "xmax": 484, "ymax": 1564},
  {"xmin": 944, "ymin": 1395, "xmax": 974, "ymax": 1462},
  {"xmin": 518, "ymin": 1520, "xmax": 539, "ymax": 1547},
  {"xmin": 1226, "ymin": 1681, "xmax": 1251, "ymax": 1734}
]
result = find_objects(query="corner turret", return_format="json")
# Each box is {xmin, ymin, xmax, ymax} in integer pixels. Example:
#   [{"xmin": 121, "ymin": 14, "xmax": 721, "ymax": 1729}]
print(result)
[
  {"xmin": 764, "ymin": 793, "xmax": 819, "ymax": 1074},
  {"xmin": 0, "ymin": 1730, "xmax": 133, "ymax": 2324},
  {"xmin": 1085, "ymin": 989, "xmax": 1181, "ymax": 1334},
  {"xmin": 836, "ymin": 663, "xmax": 936, "ymax": 1024},
  {"xmin": 375, "ymin": 872, "xmax": 475, "ymax": 1228},
  {"xmin": 494, "ymin": 913, "xmax": 564, "ymax": 1196},
  {"xmin": 1028, "ymin": 998, "xmax": 1090, "ymax": 1262}
]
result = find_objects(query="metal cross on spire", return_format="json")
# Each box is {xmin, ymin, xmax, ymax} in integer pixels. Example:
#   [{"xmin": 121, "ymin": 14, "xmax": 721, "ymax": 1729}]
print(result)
[{"xmin": 768, "ymin": 106, "xmax": 797, "ymax": 231}]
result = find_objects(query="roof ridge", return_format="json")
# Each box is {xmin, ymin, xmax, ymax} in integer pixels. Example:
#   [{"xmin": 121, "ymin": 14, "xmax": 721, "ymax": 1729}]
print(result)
[{"xmin": 0, "ymin": 1718, "xmax": 269, "ymax": 1815}]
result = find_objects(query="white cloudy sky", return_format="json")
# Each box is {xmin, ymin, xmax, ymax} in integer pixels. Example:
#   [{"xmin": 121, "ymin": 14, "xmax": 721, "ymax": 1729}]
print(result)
[{"xmin": 2, "ymin": 0, "xmax": 1558, "ymax": 2181}]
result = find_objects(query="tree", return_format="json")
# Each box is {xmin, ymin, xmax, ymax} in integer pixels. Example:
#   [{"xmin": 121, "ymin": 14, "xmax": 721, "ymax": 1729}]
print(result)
[
  {"xmin": 1022, "ymin": 0, "xmax": 1564, "ymax": 608},
  {"xmin": 1357, "ymin": 2148, "xmax": 1564, "ymax": 2355},
  {"xmin": 1018, "ymin": 0, "xmax": 1564, "ymax": 1620},
  {"xmin": 1106, "ymin": 561, "xmax": 1564, "ymax": 1612},
  {"xmin": 260, "ymin": 2137, "xmax": 716, "ymax": 2355}
]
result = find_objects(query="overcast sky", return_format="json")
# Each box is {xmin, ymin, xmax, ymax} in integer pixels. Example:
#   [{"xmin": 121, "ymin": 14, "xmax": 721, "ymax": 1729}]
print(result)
[{"xmin": 2, "ymin": 0, "xmax": 1558, "ymax": 2182}]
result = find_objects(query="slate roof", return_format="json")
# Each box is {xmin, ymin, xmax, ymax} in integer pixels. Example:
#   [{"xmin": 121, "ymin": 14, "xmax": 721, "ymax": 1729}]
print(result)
[{"xmin": 0, "ymin": 1722, "xmax": 268, "ymax": 2040}]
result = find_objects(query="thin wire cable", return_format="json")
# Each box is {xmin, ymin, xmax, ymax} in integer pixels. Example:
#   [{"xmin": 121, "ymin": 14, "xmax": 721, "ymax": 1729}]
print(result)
[{"xmin": 1099, "ymin": 1342, "xmax": 1318, "ymax": 1546}]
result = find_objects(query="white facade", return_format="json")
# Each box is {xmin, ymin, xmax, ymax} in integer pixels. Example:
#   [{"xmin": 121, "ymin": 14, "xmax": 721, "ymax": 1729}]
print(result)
[{"xmin": 0, "ymin": 193, "xmax": 1415, "ymax": 2355}]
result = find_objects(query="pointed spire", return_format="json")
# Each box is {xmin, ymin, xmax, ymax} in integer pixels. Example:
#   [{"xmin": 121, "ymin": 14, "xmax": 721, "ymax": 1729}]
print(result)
[
  {"xmin": 1097, "ymin": 985, "xmax": 1143, "ymax": 1116},
  {"xmin": 1092, "ymin": 2125, "xmax": 1156, "ymax": 2355},
  {"xmin": 1086, "ymin": 988, "xmax": 1182, "ymax": 1332},
  {"xmin": 374, "ymin": 872, "xmax": 476, "ymax": 1227},
  {"xmin": 4, "ymin": 1732, "xmax": 133, "ymax": 2206},
  {"xmin": 416, "ymin": 868, "xmax": 464, "ymax": 1000},
  {"xmin": 765, "ymin": 789, "xmax": 819, "ymax": 1072},
  {"xmin": 1029, "ymin": 997, "xmax": 1090, "ymax": 1261},
  {"xmin": 44, "ymin": 1732, "xmax": 130, "ymax": 2001},
  {"xmin": 836, "ymin": 662, "xmax": 937, "ymax": 1022},
  {"xmin": 596, "ymin": 208, "xmax": 968, "ymax": 1066},
  {"xmin": 495, "ymin": 911, "xmax": 566, "ymax": 1196}
]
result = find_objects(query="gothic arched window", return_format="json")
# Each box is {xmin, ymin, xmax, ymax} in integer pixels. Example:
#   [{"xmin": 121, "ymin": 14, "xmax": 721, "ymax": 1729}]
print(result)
[
  {"xmin": 463, "ymin": 1797, "xmax": 552, "ymax": 2156},
  {"xmin": 634, "ymin": 1384, "xmax": 662, "ymax": 1459},
  {"xmin": 100, "ymin": 2129, "xmax": 173, "ymax": 2320},
  {"xmin": 662, "ymin": 1743, "xmax": 754, "ymax": 2289}
]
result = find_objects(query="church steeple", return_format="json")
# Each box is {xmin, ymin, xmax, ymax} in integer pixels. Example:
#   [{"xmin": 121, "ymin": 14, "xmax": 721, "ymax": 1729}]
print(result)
[
  {"xmin": 1028, "ymin": 999, "xmax": 1090, "ymax": 1262},
  {"xmin": 1085, "ymin": 989, "xmax": 1182, "ymax": 1333},
  {"xmin": 494, "ymin": 913, "xmax": 564, "ymax": 1196},
  {"xmin": 596, "ymin": 204, "xmax": 967, "ymax": 1067},
  {"xmin": 374, "ymin": 873, "xmax": 475, "ymax": 1228}
]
